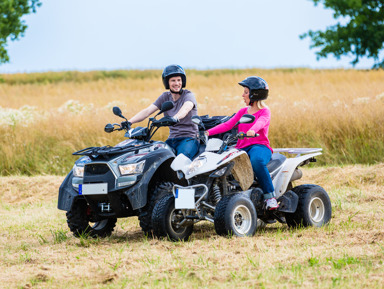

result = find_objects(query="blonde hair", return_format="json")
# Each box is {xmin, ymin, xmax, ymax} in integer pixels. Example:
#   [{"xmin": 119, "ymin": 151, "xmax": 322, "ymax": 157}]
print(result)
[{"xmin": 254, "ymin": 100, "xmax": 268, "ymax": 110}]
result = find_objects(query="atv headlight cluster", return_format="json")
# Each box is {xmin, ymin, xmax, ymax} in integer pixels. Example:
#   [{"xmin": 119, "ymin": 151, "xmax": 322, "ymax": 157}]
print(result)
[
  {"xmin": 73, "ymin": 164, "xmax": 84, "ymax": 177},
  {"xmin": 119, "ymin": 160, "xmax": 145, "ymax": 175},
  {"xmin": 187, "ymin": 156, "xmax": 207, "ymax": 175}
]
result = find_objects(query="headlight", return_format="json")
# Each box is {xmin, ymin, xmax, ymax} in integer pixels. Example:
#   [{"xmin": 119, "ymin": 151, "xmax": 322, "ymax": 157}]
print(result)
[
  {"xmin": 119, "ymin": 160, "xmax": 145, "ymax": 175},
  {"xmin": 73, "ymin": 164, "xmax": 84, "ymax": 177},
  {"xmin": 187, "ymin": 157, "xmax": 207, "ymax": 175}
]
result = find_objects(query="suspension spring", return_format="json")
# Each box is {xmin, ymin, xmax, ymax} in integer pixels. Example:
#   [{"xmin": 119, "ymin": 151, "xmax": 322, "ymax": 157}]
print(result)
[{"xmin": 212, "ymin": 184, "xmax": 222, "ymax": 205}]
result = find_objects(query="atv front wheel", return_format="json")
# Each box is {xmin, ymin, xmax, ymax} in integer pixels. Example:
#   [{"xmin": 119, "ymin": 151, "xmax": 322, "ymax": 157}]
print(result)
[
  {"xmin": 214, "ymin": 194, "xmax": 257, "ymax": 237},
  {"xmin": 151, "ymin": 194, "xmax": 193, "ymax": 241},
  {"xmin": 66, "ymin": 201, "xmax": 117, "ymax": 238},
  {"xmin": 285, "ymin": 185, "xmax": 332, "ymax": 228},
  {"xmin": 139, "ymin": 182, "xmax": 174, "ymax": 234}
]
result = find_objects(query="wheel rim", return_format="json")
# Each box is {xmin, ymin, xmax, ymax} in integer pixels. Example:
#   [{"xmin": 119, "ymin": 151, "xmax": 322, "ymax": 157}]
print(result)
[
  {"xmin": 309, "ymin": 197, "xmax": 325, "ymax": 223},
  {"xmin": 169, "ymin": 208, "xmax": 187, "ymax": 234},
  {"xmin": 232, "ymin": 205, "xmax": 252, "ymax": 235},
  {"xmin": 91, "ymin": 219, "xmax": 109, "ymax": 231}
]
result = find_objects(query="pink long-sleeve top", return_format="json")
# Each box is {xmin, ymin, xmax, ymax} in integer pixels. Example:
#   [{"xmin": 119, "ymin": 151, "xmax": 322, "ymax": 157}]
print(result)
[{"xmin": 207, "ymin": 107, "xmax": 273, "ymax": 152}]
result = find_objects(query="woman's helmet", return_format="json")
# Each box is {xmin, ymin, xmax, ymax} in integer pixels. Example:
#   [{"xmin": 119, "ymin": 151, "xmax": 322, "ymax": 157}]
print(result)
[
  {"xmin": 162, "ymin": 64, "xmax": 187, "ymax": 89},
  {"xmin": 238, "ymin": 76, "xmax": 269, "ymax": 101}
]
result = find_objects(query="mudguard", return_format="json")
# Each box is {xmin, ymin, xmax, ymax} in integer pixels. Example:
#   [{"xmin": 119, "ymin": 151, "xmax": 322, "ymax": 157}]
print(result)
[
  {"xmin": 276, "ymin": 190, "xmax": 299, "ymax": 213},
  {"xmin": 57, "ymin": 171, "xmax": 82, "ymax": 211},
  {"xmin": 273, "ymin": 151, "xmax": 322, "ymax": 198},
  {"xmin": 123, "ymin": 148, "xmax": 177, "ymax": 210}
]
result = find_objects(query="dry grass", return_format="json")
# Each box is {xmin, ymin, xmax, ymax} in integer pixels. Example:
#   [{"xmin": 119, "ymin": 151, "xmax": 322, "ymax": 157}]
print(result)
[{"xmin": 1, "ymin": 164, "xmax": 384, "ymax": 288}]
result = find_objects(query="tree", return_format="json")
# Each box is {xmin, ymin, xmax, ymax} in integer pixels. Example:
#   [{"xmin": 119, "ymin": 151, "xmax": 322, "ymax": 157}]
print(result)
[
  {"xmin": 0, "ymin": 0, "xmax": 41, "ymax": 64},
  {"xmin": 301, "ymin": 0, "xmax": 384, "ymax": 68}
]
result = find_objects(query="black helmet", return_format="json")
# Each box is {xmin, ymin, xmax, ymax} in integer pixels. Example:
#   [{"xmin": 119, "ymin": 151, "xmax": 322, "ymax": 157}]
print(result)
[
  {"xmin": 162, "ymin": 64, "xmax": 187, "ymax": 89},
  {"xmin": 238, "ymin": 76, "xmax": 269, "ymax": 101}
]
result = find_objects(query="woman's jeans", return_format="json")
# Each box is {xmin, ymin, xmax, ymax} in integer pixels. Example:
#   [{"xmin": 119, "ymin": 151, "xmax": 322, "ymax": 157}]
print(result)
[
  {"xmin": 242, "ymin": 144, "xmax": 275, "ymax": 200},
  {"xmin": 166, "ymin": 137, "xmax": 200, "ymax": 160}
]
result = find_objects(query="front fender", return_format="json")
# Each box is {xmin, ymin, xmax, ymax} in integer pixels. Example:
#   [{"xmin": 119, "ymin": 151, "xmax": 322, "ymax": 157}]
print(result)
[
  {"xmin": 58, "ymin": 171, "xmax": 82, "ymax": 211},
  {"xmin": 124, "ymin": 149, "xmax": 177, "ymax": 210}
]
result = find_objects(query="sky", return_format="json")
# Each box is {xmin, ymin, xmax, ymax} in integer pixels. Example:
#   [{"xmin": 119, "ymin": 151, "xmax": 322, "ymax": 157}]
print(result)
[{"xmin": 0, "ymin": 0, "xmax": 379, "ymax": 73}]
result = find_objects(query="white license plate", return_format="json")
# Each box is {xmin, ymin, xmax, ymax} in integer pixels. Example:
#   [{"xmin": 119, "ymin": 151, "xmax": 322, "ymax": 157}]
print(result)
[
  {"xmin": 174, "ymin": 188, "xmax": 195, "ymax": 209},
  {"xmin": 79, "ymin": 183, "xmax": 108, "ymax": 195}
]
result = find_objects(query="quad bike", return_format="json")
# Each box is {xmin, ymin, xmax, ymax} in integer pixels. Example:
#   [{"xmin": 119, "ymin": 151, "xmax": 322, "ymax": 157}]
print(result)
[
  {"xmin": 151, "ymin": 114, "xmax": 332, "ymax": 241},
  {"xmin": 58, "ymin": 101, "xmax": 186, "ymax": 237}
]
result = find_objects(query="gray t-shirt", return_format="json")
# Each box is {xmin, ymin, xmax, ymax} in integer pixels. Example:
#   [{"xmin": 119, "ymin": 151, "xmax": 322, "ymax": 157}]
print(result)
[{"xmin": 153, "ymin": 89, "xmax": 198, "ymax": 139}]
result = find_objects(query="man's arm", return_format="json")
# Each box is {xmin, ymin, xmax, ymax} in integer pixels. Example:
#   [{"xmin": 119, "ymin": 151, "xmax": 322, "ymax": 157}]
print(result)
[
  {"xmin": 174, "ymin": 101, "xmax": 194, "ymax": 120},
  {"xmin": 128, "ymin": 104, "xmax": 159, "ymax": 124}
]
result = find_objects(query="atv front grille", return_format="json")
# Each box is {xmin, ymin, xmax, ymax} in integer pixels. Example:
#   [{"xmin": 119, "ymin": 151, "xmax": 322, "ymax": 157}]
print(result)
[
  {"xmin": 85, "ymin": 164, "xmax": 110, "ymax": 175},
  {"xmin": 83, "ymin": 163, "xmax": 116, "ymax": 190}
]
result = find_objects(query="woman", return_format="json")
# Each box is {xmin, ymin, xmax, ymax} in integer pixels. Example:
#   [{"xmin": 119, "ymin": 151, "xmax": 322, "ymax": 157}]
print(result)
[{"xmin": 205, "ymin": 76, "xmax": 278, "ymax": 210}]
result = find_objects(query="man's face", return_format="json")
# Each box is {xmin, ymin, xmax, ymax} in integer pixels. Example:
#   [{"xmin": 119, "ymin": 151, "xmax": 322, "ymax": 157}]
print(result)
[{"xmin": 168, "ymin": 76, "xmax": 182, "ymax": 92}]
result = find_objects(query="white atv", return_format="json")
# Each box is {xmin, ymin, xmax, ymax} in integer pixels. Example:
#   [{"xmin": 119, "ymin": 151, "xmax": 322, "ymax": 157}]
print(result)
[{"xmin": 151, "ymin": 114, "xmax": 332, "ymax": 241}]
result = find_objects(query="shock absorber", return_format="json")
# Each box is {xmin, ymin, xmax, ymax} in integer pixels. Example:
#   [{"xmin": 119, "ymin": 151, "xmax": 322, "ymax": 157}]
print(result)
[{"xmin": 212, "ymin": 182, "xmax": 222, "ymax": 205}]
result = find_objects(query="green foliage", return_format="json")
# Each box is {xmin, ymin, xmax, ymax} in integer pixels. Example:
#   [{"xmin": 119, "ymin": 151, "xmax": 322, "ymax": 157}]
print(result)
[
  {"xmin": 0, "ymin": 0, "xmax": 41, "ymax": 64},
  {"xmin": 302, "ymin": 0, "xmax": 384, "ymax": 68}
]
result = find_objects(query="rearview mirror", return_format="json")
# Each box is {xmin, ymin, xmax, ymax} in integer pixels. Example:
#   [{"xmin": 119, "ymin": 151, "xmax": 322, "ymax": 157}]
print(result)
[
  {"xmin": 191, "ymin": 116, "xmax": 201, "ymax": 125},
  {"xmin": 104, "ymin": 123, "xmax": 114, "ymax": 133},
  {"xmin": 113, "ymin": 106, "xmax": 122, "ymax": 117},
  {"xmin": 160, "ymin": 101, "xmax": 174, "ymax": 113},
  {"xmin": 239, "ymin": 114, "xmax": 255, "ymax": 124}
]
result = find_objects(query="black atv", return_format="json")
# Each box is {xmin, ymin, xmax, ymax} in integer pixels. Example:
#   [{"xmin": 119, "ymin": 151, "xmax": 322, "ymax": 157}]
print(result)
[{"xmin": 58, "ymin": 101, "xmax": 187, "ymax": 238}]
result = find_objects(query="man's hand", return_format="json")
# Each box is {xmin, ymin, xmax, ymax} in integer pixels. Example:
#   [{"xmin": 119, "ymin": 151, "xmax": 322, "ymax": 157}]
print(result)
[{"xmin": 121, "ymin": 121, "xmax": 132, "ymax": 130}]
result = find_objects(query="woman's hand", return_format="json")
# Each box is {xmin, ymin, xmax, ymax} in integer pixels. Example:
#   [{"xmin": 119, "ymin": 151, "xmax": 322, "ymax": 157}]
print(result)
[{"xmin": 246, "ymin": 130, "xmax": 256, "ymax": 137}]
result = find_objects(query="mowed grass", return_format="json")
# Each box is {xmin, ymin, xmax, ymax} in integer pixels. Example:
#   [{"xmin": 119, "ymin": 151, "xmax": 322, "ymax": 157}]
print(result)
[
  {"xmin": 1, "ymin": 68, "xmax": 384, "ymax": 175},
  {"xmin": 0, "ymin": 164, "xmax": 383, "ymax": 288}
]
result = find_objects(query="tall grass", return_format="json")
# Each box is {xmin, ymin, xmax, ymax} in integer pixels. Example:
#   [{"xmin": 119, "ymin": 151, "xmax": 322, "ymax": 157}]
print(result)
[{"xmin": 1, "ymin": 69, "xmax": 384, "ymax": 175}]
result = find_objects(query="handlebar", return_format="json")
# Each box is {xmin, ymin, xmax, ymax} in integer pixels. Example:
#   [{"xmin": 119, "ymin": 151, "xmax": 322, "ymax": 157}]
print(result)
[{"xmin": 236, "ymin": 132, "xmax": 260, "ymax": 139}]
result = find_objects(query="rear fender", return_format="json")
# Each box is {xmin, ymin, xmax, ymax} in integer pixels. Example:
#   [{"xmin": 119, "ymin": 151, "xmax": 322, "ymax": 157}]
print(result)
[{"xmin": 273, "ymin": 152, "xmax": 321, "ymax": 198}]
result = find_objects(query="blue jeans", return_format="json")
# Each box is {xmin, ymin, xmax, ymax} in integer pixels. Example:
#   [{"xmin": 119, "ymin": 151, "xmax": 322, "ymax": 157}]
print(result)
[
  {"xmin": 242, "ymin": 144, "xmax": 275, "ymax": 199},
  {"xmin": 166, "ymin": 137, "xmax": 199, "ymax": 160}
]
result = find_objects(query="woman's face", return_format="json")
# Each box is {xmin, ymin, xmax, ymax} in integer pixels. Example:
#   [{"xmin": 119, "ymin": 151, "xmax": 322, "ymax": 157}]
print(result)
[{"xmin": 242, "ymin": 87, "xmax": 251, "ymax": 105}]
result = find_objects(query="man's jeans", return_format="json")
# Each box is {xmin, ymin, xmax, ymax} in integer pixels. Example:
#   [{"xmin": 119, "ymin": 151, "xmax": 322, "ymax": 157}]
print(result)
[
  {"xmin": 242, "ymin": 144, "xmax": 275, "ymax": 199},
  {"xmin": 166, "ymin": 137, "xmax": 200, "ymax": 160}
]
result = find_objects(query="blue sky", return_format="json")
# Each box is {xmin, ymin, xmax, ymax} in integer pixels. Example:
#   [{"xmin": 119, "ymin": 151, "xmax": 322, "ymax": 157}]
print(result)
[{"xmin": 0, "ymin": 0, "xmax": 378, "ymax": 73}]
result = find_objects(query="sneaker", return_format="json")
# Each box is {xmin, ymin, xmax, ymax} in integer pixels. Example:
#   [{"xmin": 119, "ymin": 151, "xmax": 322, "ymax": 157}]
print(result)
[{"xmin": 265, "ymin": 197, "xmax": 279, "ymax": 210}]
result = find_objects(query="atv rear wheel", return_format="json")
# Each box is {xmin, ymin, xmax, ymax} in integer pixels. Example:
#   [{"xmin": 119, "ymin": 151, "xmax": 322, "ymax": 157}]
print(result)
[
  {"xmin": 66, "ymin": 201, "xmax": 117, "ymax": 238},
  {"xmin": 152, "ymin": 194, "xmax": 193, "ymax": 241},
  {"xmin": 138, "ymin": 182, "xmax": 174, "ymax": 234},
  {"xmin": 285, "ymin": 185, "xmax": 332, "ymax": 228},
  {"xmin": 214, "ymin": 194, "xmax": 257, "ymax": 237}
]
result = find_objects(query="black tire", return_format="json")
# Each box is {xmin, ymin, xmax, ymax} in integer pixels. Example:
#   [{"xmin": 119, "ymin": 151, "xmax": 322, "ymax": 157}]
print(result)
[
  {"xmin": 152, "ymin": 194, "xmax": 194, "ymax": 241},
  {"xmin": 66, "ymin": 201, "xmax": 117, "ymax": 238},
  {"xmin": 214, "ymin": 194, "xmax": 257, "ymax": 237},
  {"xmin": 138, "ymin": 182, "xmax": 174, "ymax": 234},
  {"xmin": 285, "ymin": 184, "xmax": 332, "ymax": 228}
]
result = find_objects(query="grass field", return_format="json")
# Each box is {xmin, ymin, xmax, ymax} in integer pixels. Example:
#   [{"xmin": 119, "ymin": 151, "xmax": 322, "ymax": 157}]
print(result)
[
  {"xmin": 0, "ymin": 69, "xmax": 383, "ymax": 288},
  {"xmin": 1, "ymin": 68, "xmax": 384, "ymax": 175},
  {"xmin": 1, "ymin": 164, "xmax": 383, "ymax": 288}
]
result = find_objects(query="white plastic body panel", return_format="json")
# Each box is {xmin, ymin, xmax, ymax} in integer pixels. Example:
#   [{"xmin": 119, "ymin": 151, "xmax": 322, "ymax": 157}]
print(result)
[{"xmin": 272, "ymin": 152, "xmax": 322, "ymax": 198}]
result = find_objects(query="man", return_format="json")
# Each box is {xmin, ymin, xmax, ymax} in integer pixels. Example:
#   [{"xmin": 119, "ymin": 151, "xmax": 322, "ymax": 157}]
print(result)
[{"xmin": 128, "ymin": 64, "xmax": 199, "ymax": 160}]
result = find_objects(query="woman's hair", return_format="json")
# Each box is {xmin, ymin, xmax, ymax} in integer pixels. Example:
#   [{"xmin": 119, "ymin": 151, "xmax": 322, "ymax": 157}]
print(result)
[{"xmin": 254, "ymin": 100, "xmax": 268, "ymax": 110}]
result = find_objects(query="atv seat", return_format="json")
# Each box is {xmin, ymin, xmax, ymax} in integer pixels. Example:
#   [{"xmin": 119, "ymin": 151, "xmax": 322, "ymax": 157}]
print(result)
[{"xmin": 266, "ymin": 153, "xmax": 286, "ymax": 173}]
